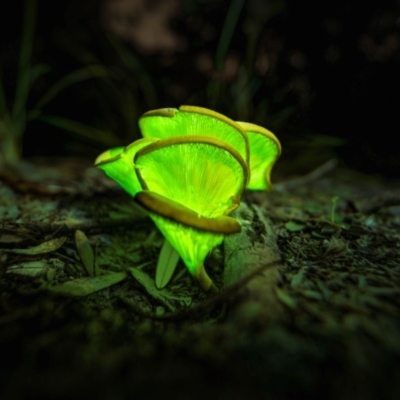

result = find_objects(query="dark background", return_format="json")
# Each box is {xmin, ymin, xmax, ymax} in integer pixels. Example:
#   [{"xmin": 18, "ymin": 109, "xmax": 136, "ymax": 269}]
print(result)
[{"xmin": 1, "ymin": 0, "xmax": 400, "ymax": 176}]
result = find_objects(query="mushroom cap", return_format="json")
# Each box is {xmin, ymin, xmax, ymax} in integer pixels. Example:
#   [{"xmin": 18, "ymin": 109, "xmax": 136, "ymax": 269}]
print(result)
[
  {"xmin": 95, "ymin": 134, "xmax": 245, "ymax": 273},
  {"xmin": 133, "ymin": 135, "xmax": 246, "ymax": 272},
  {"xmin": 135, "ymin": 190, "xmax": 241, "ymax": 234},
  {"xmin": 134, "ymin": 135, "xmax": 248, "ymax": 218},
  {"xmin": 148, "ymin": 210, "xmax": 226, "ymax": 275},
  {"xmin": 94, "ymin": 137, "xmax": 159, "ymax": 197},
  {"xmin": 139, "ymin": 105, "xmax": 249, "ymax": 170},
  {"xmin": 94, "ymin": 106, "xmax": 282, "ymax": 278},
  {"xmin": 236, "ymin": 121, "xmax": 282, "ymax": 191},
  {"xmin": 134, "ymin": 191, "xmax": 238, "ymax": 275}
]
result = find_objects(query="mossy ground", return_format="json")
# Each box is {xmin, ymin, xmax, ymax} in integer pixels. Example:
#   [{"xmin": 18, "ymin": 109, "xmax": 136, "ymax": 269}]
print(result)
[{"xmin": 0, "ymin": 158, "xmax": 399, "ymax": 399}]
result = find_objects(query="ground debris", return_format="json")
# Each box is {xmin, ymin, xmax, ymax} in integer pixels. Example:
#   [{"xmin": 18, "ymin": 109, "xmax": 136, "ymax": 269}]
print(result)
[{"xmin": 1, "ymin": 162, "xmax": 400, "ymax": 399}]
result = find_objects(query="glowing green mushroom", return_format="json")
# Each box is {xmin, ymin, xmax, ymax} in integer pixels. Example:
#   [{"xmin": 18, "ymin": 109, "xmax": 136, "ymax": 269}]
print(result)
[
  {"xmin": 94, "ymin": 106, "xmax": 281, "ymax": 291},
  {"xmin": 94, "ymin": 137, "xmax": 159, "ymax": 197},
  {"xmin": 139, "ymin": 105, "xmax": 249, "ymax": 169},
  {"xmin": 134, "ymin": 135, "xmax": 247, "ymax": 216},
  {"xmin": 135, "ymin": 191, "xmax": 240, "ymax": 291},
  {"xmin": 236, "ymin": 121, "xmax": 282, "ymax": 191},
  {"xmin": 133, "ymin": 135, "xmax": 247, "ymax": 290}
]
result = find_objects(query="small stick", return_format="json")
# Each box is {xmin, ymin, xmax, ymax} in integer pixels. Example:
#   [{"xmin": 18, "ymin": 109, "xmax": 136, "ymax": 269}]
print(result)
[
  {"xmin": 119, "ymin": 259, "xmax": 282, "ymax": 322},
  {"xmin": 274, "ymin": 158, "xmax": 338, "ymax": 192},
  {"xmin": 353, "ymin": 190, "xmax": 400, "ymax": 214}
]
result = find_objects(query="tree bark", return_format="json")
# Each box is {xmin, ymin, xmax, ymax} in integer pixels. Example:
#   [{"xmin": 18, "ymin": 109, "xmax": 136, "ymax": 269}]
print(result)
[{"xmin": 223, "ymin": 201, "xmax": 285, "ymax": 327}]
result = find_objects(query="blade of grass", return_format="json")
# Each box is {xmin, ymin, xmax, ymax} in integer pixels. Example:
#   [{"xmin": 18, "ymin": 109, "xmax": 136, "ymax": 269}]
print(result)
[
  {"xmin": 0, "ymin": 75, "xmax": 9, "ymax": 118},
  {"xmin": 29, "ymin": 65, "xmax": 112, "ymax": 119},
  {"xmin": 0, "ymin": 119, "xmax": 11, "ymax": 137},
  {"xmin": 39, "ymin": 114, "xmax": 121, "ymax": 147},
  {"xmin": 29, "ymin": 64, "xmax": 51, "ymax": 87},
  {"xmin": 106, "ymin": 34, "xmax": 157, "ymax": 108},
  {"xmin": 121, "ymin": 89, "xmax": 138, "ymax": 141},
  {"xmin": 215, "ymin": 0, "xmax": 245, "ymax": 71},
  {"xmin": 12, "ymin": 0, "xmax": 37, "ymax": 122}
]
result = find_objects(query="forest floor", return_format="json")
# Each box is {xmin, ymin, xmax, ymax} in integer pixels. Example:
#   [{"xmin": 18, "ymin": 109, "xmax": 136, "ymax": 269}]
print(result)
[{"xmin": 0, "ymin": 157, "xmax": 399, "ymax": 400}]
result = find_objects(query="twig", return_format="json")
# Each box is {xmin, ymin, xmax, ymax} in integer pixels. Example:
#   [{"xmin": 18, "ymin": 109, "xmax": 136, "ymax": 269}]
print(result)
[
  {"xmin": 274, "ymin": 158, "xmax": 338, "ymax": 192},
  {"xmin": 119, "ymin": 258, "xmax": 282, "ymax": 322},
  {"xmin": 353, "ymin": 190, "xmax": 400, "ymax": 214}
]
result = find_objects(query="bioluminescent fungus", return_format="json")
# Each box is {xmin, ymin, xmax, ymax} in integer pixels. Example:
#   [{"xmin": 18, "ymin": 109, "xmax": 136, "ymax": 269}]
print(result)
[
  {"xmin": 94, "ymin": 137, "xmax": 159, "ymax": 197},
  {"xmin": 95, "ymin": 133, "xmax": 247, "ymax": 291},
  {"xmin": 94, "ymin": 106, "xmax": 281, "ymax": 291},
  {"xmin": 139, "ymin": 105, "xmax": 249, "ymax": 169},
  {"xmin": 135, "ymin": 190, "xmax": 241, "ymax": 291},
  {"xmin": 236, "ymin": 121, "xmax": 281, "ymax": 191}
]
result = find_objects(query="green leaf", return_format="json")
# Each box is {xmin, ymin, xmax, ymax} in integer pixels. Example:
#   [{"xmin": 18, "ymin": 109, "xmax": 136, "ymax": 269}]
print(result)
[
  {"xmin": 275, "ymin": 287, "xmax": 297, "ymax": 309},
  {"xmin": 128, "ymin": 267, "xmax": 177, "ymax": 312},
  {"xmin": 4, "ymin": 236, "xmax": 67, "ymax": 255},
  {"xmin": 155, "ymin": 239, "xmax": 180, "ymax": 289},
  {"xmin": 75, "ymin": 230, "xmax": 96, "ymax": 277},
  {"xmin": 47, "ymin": 272, "xmax": 127, "ymax": 297},
  {"xmin": 285, "ymin": 221, "xmax": 306, "ymax": 232},
  {"xmin": 7, "ymin": 260, "xmax": 47, "ymax": 278}
]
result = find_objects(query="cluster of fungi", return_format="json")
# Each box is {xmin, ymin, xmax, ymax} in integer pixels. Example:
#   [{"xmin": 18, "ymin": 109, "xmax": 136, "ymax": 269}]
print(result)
[{"xmin": 95, "ymin": 106, "xmax": 281, "ymax": 291}]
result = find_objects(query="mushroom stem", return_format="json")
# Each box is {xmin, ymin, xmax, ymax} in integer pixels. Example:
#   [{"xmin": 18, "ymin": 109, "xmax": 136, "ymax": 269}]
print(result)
[{"xmin": 194, "ymin": 263, "xmax": 218, "ymax": 293}]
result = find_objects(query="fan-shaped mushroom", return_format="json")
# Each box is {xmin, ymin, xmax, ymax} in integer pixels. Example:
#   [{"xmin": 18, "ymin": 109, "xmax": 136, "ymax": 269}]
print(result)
[{"xmin": 94, "ymin": 106, "xmax": 281, "ymax": 291}]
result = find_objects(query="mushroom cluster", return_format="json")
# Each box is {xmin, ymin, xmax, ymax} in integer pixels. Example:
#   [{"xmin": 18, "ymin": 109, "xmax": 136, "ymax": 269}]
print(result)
[{"xmin": 95, "ymin": 106, "xmax": 281, "ymax": 291}]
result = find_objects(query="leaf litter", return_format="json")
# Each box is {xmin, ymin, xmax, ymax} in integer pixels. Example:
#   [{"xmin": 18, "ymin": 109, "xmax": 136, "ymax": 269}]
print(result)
[{"xmin": 1, "ymin": 162, "xmax": 400, "ymax": 397}]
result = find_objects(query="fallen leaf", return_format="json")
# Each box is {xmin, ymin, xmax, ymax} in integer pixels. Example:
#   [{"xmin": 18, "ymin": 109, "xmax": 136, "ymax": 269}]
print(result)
[
  {"xmin": 7, "ymin": 260, "xmax": 48, "ymax": 278},
  {"xmin": 129, "ymin": 267, "xmax": 177, "ymax": 312},
  {"xmin": 47, "ymin": 272, "xmax": 127, "ymax": 297},
  {"xmin": 155, "ymin": 239, "xmax": 180, "ymax": 289},
  {"xmin": 285, "ymin": 221, "xmax": 306, "ymax": 232},
  {"xmin": 75, "ymin": 230, "xmax": 96, "ymax": 276},
  {"xmin": 5, "ymin": 237, "xmax": 67, "ymax": 255},
  {"xmin": 275, "ymin": 287, "xmax": 297, "ymax": 309}
]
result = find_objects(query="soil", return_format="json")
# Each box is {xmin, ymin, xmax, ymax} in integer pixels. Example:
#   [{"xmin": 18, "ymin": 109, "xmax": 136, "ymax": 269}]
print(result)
[{"xmin": 0, "ymin": 157, "xmax": 399, "ymax": 400}]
